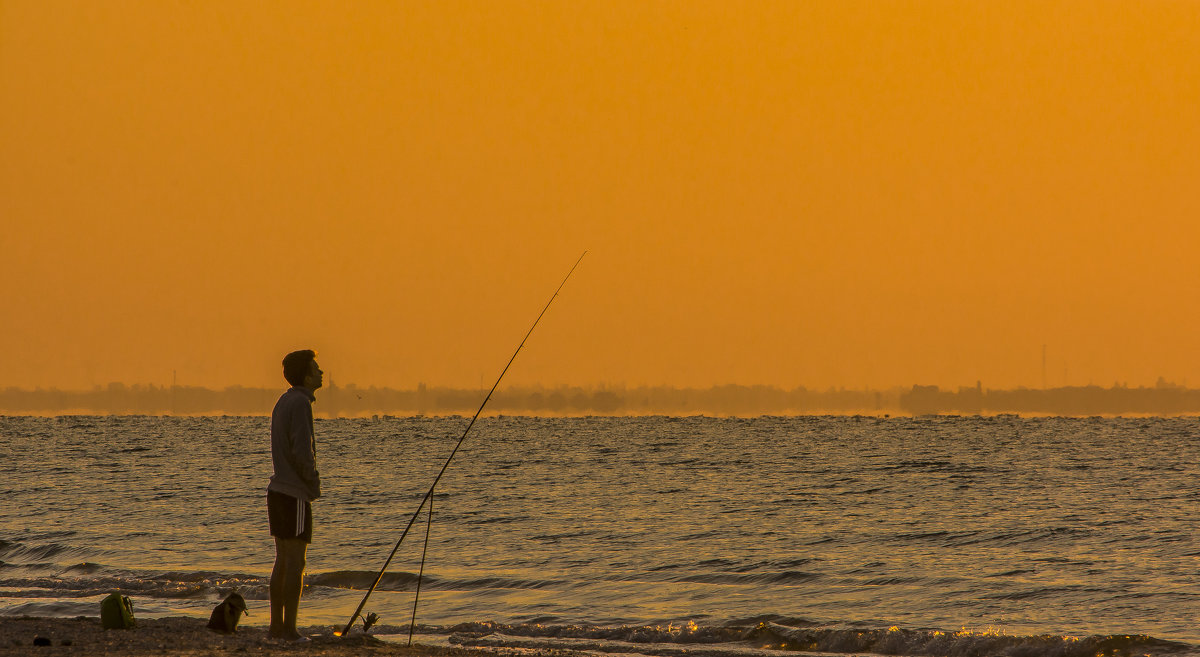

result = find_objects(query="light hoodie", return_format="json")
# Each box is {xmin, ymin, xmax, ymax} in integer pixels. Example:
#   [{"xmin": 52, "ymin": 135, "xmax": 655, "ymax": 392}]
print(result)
[{"xmin": 267, "ymin": 386, "xmax": 321, "ymax": 502}]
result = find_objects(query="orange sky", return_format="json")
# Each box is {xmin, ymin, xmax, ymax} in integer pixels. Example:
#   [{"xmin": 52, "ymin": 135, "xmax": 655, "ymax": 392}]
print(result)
[{"xmin": 3, "ymin": 1, "xmax": 1199, "ymax": 391}]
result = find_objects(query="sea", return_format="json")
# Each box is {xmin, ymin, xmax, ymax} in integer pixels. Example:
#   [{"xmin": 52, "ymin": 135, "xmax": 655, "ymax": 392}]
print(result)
[{"xmin": 3, "ymin": 414, "xmax": 1200, "ymax": 656}]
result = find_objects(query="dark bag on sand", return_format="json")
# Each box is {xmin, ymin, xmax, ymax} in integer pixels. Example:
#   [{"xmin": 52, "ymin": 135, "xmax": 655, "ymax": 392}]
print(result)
[
  {"xmin": 100, "ymin": 592, "xmax": 135, "ymax": 629},
  {"xmin": 207, "ymin": 593, "xmax": 250, "ymax": 634}
]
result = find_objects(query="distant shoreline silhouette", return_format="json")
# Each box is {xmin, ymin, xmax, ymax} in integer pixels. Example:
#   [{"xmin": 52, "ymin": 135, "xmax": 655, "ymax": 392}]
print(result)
[{"xmin": 2, "ymin": 381, "xmax": 1199, "ymax": 417}]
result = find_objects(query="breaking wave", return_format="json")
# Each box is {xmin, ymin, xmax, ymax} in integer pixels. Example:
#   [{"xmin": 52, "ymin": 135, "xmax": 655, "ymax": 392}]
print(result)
[{"xmin": 434, "ymin": 621, "xmax": 1194, "ymax": 657}]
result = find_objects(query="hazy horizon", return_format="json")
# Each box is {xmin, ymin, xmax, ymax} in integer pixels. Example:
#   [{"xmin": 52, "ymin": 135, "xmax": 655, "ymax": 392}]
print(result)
[
  {"xmin": 5, "ymin": 378, "xmax": 1199, "ymax": 419},
  {"xmin": 1, "ymin": 374, "xmax": 1193, "ymax": 393}
]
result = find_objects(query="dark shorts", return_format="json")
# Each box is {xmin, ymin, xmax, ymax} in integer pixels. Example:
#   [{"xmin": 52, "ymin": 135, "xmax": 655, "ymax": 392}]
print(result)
[{"xmin": 267, "ymin": 490, "xmax": 312, "ymax": 543}]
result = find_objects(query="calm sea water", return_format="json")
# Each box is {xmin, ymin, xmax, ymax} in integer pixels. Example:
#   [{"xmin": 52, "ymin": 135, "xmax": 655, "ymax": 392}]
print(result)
[{"xmin": 2, "ymin": 414, "xmax": 1200, "ymax": 656}]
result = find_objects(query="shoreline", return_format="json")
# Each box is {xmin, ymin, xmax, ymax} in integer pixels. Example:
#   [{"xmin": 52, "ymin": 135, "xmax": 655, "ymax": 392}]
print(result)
[{"xmin": 0, "ymin": 616, "xmax": 582, "ymax": 657}]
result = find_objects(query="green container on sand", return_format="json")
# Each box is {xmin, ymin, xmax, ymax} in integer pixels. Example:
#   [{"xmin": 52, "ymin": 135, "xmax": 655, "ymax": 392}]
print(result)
[{"xmin": 100, "ymin": 592, "xmax": 135, "ymax": 629}]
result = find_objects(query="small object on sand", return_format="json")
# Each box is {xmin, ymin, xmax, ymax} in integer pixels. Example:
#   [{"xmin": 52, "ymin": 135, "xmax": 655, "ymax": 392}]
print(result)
[
  {"xmin": 207, "ymin": 592, "xmax": 250, "ymax": 634},
  {"xmin": 33, "ymin": 636, "xmax": 51, "ymax": 647},
  {"xmin": 100, "ymin": 592, "xmax": 136, "ymax": 629},
  {"xmin": 363, "ymin": 612, "xmax": 379, "ymax": 633}
]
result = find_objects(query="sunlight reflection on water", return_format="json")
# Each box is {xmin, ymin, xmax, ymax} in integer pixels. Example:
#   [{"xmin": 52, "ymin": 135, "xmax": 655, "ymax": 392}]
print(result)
[{"xmin": 2, "ymin": 415, "xmax": 1200, "ymax": 644}]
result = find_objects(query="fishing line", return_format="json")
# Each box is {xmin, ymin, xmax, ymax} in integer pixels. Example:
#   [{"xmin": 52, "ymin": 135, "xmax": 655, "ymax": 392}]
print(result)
[
  {"xmin": 338, "ymin": 251, "xmax": 587, "ymax": 638},
  {"xmin": 407, "ymin": 493, "xmax": 433, "ymax": 646}
]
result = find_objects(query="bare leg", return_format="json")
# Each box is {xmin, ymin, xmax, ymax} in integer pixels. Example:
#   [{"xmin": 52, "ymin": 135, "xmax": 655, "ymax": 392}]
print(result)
[
  {"xmin": 270, "ymin": 537, "xmax": 308, "ymax": 639},
  {"xmin": 282, "ymin": 538, "xmax": 307, "ymax": 636},
  {"xmin": 269, "ymin": 540, "xmax": 285, "ymax": 636}
]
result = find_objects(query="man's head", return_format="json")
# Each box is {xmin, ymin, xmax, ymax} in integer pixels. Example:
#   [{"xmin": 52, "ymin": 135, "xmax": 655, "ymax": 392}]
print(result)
[{"xmin": 282, "ymin": 350, "xmax": 323, "ymax": 390}]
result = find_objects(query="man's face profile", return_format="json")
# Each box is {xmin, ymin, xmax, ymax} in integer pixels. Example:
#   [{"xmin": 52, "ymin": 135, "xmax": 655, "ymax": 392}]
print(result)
[{"xmin": 305, "ymin": 361, "xmax": 323, "ymax": 391}]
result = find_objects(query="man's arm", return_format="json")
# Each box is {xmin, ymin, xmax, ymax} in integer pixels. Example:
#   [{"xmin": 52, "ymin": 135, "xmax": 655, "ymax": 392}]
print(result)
[{"xmin": 288, "ymin": 401, "xmax": 321, "ymax": 500}]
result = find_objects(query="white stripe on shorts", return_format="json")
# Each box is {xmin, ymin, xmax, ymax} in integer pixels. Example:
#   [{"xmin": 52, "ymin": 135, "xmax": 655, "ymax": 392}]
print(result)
[{"xmin": 296, "ymin": 498, "xmax": 305, "ymax": 535}]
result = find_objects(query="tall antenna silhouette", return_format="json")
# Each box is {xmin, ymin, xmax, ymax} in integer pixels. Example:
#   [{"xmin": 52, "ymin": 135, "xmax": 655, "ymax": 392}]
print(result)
[{"xmin": 1041, "ymin": 345, "xmax": 1047, "ymax": 390}]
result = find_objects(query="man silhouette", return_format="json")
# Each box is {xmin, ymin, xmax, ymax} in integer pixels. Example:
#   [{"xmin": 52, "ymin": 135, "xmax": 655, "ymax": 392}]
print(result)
[{"xmin": 266, "ymin": 349, "xmax": 323, "ymax": 641}]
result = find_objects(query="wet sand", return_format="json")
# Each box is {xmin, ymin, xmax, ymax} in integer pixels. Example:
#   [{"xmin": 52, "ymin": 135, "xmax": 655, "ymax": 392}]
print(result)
[{"xmin": 0, "ymin": 617, "xmax": 581, "ymax": 657}]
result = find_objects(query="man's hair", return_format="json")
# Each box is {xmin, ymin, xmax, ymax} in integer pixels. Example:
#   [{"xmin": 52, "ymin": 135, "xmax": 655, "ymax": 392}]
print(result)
[{"xmin": 282, "ymin": 350, "xmax": 317, "ymax": 387}]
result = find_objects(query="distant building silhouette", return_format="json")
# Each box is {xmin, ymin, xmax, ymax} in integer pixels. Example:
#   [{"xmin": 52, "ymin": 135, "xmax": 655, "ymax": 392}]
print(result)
[{"xmin": 3, "ymin": 381, "xmax": 1200, "ymax": 417}]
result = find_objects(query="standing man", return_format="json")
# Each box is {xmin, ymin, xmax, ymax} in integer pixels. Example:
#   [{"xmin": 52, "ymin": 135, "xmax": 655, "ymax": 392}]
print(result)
[{"xmin": 267, "ymin": 349, "xmax": 323, "ymax": 642}]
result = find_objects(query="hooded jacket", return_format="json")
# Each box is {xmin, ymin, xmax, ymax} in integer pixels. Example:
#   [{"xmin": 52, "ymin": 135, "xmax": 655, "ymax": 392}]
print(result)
[{"xmin": 267, "ymin": 386, "xmax": 321, "ymax": 501}]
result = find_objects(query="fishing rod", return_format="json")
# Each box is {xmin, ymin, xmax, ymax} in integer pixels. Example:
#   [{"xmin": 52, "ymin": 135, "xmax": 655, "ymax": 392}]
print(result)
[{"xmin": 338, "ymin": 251, "xmax": 587, "ymax": 638}]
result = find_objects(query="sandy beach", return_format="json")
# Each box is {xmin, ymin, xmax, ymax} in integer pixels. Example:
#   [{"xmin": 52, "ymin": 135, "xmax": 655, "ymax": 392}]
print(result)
[{"xmin": 0, "ymin": 617, "xmax": 578, "ymax": 657}]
